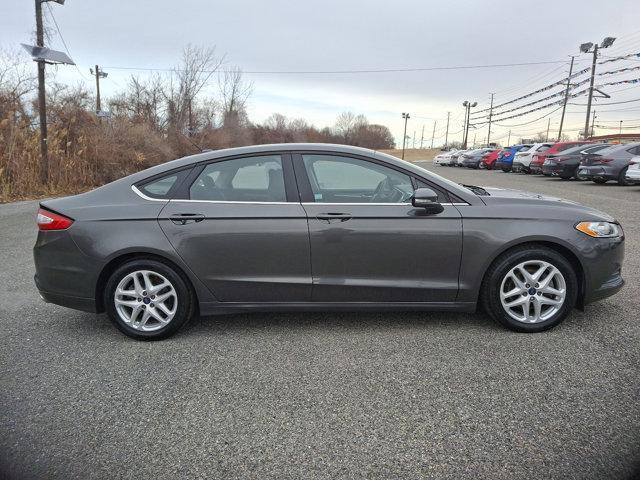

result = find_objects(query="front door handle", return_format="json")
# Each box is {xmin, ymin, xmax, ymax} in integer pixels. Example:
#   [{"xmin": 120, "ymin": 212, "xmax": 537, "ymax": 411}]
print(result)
[
  {"xmin": 169, "ymin": 213, "xmax": 205, "ymax": 225},
  {"xmin": 316, "ymin": 212, "xmax": 352, "ymax": 223}
]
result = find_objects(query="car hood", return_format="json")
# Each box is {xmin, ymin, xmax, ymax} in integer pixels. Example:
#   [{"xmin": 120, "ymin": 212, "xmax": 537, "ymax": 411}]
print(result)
[{"xmin": 477, "ymin": 187, "xmax": 616, "ymax": 222}]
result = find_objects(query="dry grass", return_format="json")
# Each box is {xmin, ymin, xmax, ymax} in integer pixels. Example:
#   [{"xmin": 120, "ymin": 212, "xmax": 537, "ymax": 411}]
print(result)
[{"xmin": 379, "ymin": 148, "xmax": 439, "ymax": 161}]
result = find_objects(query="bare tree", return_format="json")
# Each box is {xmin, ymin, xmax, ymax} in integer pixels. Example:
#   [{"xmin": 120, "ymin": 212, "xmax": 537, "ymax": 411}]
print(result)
[
  {"xmin": 166, "ymin": 44, "xmax": 224, "ymax": 135},
  {"xmin": 219, "ymin": 66, "xmax": 253, "ymax": 127}
]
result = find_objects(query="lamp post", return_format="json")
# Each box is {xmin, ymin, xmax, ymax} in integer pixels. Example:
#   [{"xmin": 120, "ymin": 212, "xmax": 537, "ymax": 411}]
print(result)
[
  {"xmin": 461, "ymin": 100, "xmax": 477, "ymax": 149},
  {"xmin": 580, "ymin": 37, "xmax": 616, "ymax": 139},
  {"xmin": 401, "ymin": 112, "xmax": 410, "ymax": 159}
]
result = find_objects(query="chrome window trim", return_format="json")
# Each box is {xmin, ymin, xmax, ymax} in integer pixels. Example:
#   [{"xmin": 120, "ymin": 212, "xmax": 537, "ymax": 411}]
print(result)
[{"xmin": 169, "ymin": 199, "xmax": 292, "ymax": 205}]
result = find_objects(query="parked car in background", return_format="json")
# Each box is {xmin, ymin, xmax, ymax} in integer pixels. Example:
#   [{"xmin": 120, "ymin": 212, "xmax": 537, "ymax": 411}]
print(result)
[
  {"xmin": 529, "ymin": 141, "xmax": 593, "ymax": 175},
  {"xmin": 434, "ymin": 149, "xmax": 459, "ymax": 166},
  {"xmin": 542, "ymin": 144, "xmax": 609, "ymax": 180},
  {"xmin": 495, "ymin": 144, "xmax": 533, "ymax": 172},
  {"xmin": 449, "ymin": 150, "xmax": 468, "ymax": 166},
  {"xmin": 33, "ymin": 143, "xmax": 625, "ymax": 339},
  {"xmin": 512, "ymin": 143, "xmax": 553, "ymax": 173},
  {"xmin": 480, "ymin": 149, "xmax": 503, "ymax": 170},
  {"xmin": 577, "ymin": 142, "xmax": 640, "ymax": 185},
  {"xmin": 624, "ymin": 156, "xmax": 640, "ymax": 184},
  {"xmin": 460, "ymin": 148, "xmax": 499, "ymax": 169}
]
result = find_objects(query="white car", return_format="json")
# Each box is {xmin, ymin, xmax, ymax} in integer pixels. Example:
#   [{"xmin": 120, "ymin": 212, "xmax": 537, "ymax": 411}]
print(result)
[
  {"xmin": 512, "ymin": 143, "xmax": 553, "ymax": 173},
  {"xmin": 434, "ymin": 149, "xmax": 459, "ymax": 166},
  {"xmin": 625, "ymin": 156, "xmax": 640, "ymax": 184}
]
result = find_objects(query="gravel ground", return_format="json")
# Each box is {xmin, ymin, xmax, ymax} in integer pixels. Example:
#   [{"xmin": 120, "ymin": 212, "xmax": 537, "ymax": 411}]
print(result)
[{"xmin": 1, "ymin": 166, "xmax": 639, "ymax": 480}]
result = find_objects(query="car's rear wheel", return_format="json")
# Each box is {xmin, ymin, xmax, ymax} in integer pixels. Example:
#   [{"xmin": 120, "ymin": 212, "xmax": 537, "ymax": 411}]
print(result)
[
  {"xmin": 593, "ymin": 178, "xmax": 607, "ymax": 184},
  {"xmin": 105, "ymin": 259, "xmax": 194, "ymax": 340},
  {"xmin": 482, "ymin": 246, "xmax": 578, "ymax": 332}
]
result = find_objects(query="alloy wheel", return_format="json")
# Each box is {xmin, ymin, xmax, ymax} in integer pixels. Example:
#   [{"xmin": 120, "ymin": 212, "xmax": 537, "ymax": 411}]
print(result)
[
  {"xmin": 499, "ymin": 260, "xmax": 566, "ymax": 324},
  {"xmin": 114, "ymin": 270, "xmax": 178, "ymax": 331}
]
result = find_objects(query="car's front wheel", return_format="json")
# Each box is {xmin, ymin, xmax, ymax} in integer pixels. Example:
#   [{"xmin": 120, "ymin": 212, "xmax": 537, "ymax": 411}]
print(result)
[
  {"xmin": 482, "ymin": 246, "xmax": 578, "ymax": 332},
  {"xmin": 104, "ymin": 259, "xmax": 195, "ymax": 340}
]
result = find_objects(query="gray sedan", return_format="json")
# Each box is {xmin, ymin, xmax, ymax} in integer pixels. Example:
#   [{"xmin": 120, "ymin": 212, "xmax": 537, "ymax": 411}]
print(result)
[
  {"xmin": 578, "ymin": 142, "xmax": 640, "ymax": 185},
  {"xmin": 34, "ymin": 144, "xmax": 625, "ymax": 339}
]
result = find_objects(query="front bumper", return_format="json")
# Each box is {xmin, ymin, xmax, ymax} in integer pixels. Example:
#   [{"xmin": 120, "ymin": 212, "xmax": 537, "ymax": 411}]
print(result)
[{"xmin": 581, "ymin": 235, "xmax": 625, "ymax": 305}]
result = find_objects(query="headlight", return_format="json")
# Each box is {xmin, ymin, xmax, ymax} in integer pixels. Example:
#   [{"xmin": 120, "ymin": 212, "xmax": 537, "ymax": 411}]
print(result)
[{"xmin": 575, "ymin": 221, "xmax": 622, "ymax": 238}]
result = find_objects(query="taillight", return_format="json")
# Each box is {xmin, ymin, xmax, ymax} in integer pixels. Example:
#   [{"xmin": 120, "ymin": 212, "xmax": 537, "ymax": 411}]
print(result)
[
  {"xmin": 597, "ymin": 158, "xmax": 614, "ymax": 164},
  {"xmin": 37, "ymin": 208, "xmax": 74, "ymax": 231}
]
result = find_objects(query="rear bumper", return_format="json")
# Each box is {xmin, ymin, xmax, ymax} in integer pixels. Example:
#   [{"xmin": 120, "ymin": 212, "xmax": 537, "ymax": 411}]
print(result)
[
  {"xmin": 625, "ymin": 168, "xmax": 640, "ymax": 183},
  {"xmin": 576, "ymin": 165, "xmax": 618, "ymax": 181},
  {"xmin": 33, "ymin": 229, "xmax": 100, "ymax": 313},
  {"xmin": 529, "ymin": 164, "xmax": 544, "ymax": 174},
  {"xmin": 542, "ymin": 162, "xmax": 578, "ymax": 177},
  {"xmin": 511, "ymin": 161, "xmax": 529, "ymax": 172},
  {"xmin": 35, "ymin": 274, "xmax": 97, "ymax": 312}
]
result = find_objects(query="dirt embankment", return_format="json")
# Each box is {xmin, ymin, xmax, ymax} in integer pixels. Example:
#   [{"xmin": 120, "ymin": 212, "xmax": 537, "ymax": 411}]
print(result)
[{"xmin": 379, "ymin": 148, "xmax": 439, "ymax": 161}]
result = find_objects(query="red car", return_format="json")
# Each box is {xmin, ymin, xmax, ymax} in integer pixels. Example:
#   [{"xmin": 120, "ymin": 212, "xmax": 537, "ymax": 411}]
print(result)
[
  {"xmin": 529, "ymin": 141, "xmax": 593, "ymax": 175},
  {"xmin": 480, "ymin": 149, "xmax": 503, "ymax": 169}
]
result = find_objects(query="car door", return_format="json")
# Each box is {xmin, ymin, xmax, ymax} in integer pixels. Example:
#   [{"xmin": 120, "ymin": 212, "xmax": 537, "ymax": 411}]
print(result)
[
  {"xmin": 159, "ymin": 152, "xmax": 311, "ymax": 302},
  {"xmin": 293, "ymin": 152, "xmax": 463, "ymax": 303}
]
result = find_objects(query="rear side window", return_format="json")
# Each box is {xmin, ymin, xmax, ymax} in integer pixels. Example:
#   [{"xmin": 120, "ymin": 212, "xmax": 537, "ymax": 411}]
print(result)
[
  {"xmin": 190, "ymin": 155, "xmax": 286, "ymax": 202},
  {"xmin": 137, "ymin": 170, "xmax": 189, "ymax": 199}
]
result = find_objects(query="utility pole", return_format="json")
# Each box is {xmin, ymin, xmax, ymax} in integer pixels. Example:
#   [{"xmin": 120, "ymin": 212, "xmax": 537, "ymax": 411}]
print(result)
[
  {"xmin": 472, "ymin": 133, "xmax": 476, "ymax": 148},
  {"xmin": 401, "ymin": 113, "xmax": 410, "ymax": 160},
  {"xmin": 462, "ymin": 105, "xmax": 469, "ymax": 148},
  {"xmin": 590, "ymin": 110, "xmax": 597, "ymax": 139},
  {"xmin": 444, "ymin": 112, "xmax": 450, "ymax": 150},
  {"xmin": 420, "ymin": 125, "xmax": 424, "ymax": 149},
  {"xmin": 486, "ymin": 93, "xmax": 494, "ymax": 146},
  {"xmin": 461, "ymin": 101, "xmax": 477, "ymax": 149},
  {"xmin": 430, "ymin": 121, "xmax": 436, "ymax": 148},
  {"xmin": 619, "ymin": 120, "xmax": 623, "ymax": 135},
  {"xmin": 584, "ymin": 45, "xmax": 599, "ymax": 139},
  {"xmin": 90, "ymin": 65, "xmax": 108, "ymax": 113},
  {"xmin": 412, "ymin": 130, "xmax": 416, "ymax": 149},
  {"xmin": 507, "ymin": 130, "xmax": 511, "ymax": 146},
  {"xmin": 545, "ymin": 118, "xmax": 551, "ymax": 142},
  {"xmin": 35, "ymin": 0, "xmax": 48, "ymax": 184},
  {"xmin": 557, "ymin": 56, "xmax": 574, "ymax": 140}
]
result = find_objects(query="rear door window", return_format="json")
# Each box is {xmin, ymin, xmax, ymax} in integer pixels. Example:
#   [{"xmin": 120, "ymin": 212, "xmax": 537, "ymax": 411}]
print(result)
[{"xmin": 137, "ymin": 169, "xmax": 190, "ymax": 199}]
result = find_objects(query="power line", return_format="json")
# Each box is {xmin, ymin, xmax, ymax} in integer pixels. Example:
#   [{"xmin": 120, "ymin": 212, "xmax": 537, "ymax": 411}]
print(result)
[
  {"xmin": 45, "ymin": 3, "xmax": 88, "ymax": 80},
  {"xmin": 103, "ymin": 59, "xmax": 587, "ymax": 75}
]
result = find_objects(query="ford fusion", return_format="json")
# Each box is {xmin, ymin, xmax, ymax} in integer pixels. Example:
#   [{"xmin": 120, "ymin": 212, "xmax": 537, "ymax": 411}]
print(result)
[{"xmin": 34, "ymin": 144, "xmax": 624, "ymax": 339}]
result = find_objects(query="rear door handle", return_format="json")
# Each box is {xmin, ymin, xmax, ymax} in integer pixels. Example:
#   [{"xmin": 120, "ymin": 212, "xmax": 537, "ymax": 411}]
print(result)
[
  {"xmin": 316, "ymin": 212, "xmax": 352, "ymax": 223},
  {"xmin": 169, "ymin": 213, "xmax": 205, "ymax": 225}
]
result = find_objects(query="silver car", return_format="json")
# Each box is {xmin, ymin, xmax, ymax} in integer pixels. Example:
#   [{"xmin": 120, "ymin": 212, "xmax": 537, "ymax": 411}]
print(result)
[
  {"xmin": 624, "ymin": 156, "xmax": 640, "ymax": 184},
  {"xmin": 578, "ymin": 142, "xmax": 640, "ymax": 185}
]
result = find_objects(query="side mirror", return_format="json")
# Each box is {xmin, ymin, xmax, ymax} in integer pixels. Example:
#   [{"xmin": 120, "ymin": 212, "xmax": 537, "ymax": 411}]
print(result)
[{"xmin": 411, "ymin": 187, "xmax": 444, "ymax": 214}]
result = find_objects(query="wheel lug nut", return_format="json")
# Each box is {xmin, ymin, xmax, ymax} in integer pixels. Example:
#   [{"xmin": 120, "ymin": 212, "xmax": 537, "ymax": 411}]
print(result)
[
  {"xmin": 150, "ymin": 303, "xmax": 154, "ymax": 308},
  {"xmin": 525, "ymin": 284, "xmax": 530, "ymax": 288},
  {"xmin": 137, "ymin": 298, "xmax": 142, "ymax": 302},
  {"xmin": 151, "ymin": 295, "xmax": 155, "ymax": 299},
  {"xmin": 537, "ymin": 292, "xmax": 542, "ymax": 296},
  {"xmin": 522, "ymin": 292, "xmax": 527, "ymax": 296},
  {"xmin": 141, "ymin": 305, "xmax": 146, "ymax": 310},
  {"xmin": 530, "ymin": 297, "xmax": 535, "ymax": 301},
  {"xmin": 535, "ymin": 283, "xmax": 539, "ymax": 288}
]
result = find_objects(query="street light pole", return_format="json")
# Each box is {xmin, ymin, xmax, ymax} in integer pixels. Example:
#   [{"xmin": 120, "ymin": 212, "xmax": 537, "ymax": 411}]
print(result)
[
  {"xmin": 619, "ymin": 120, "xmax": 623, "ymax": 135},
  {"xmin": 444, "ymin": 112, "xmax": 450, "ymax": 150},
  {"xmin": 584, "ymin": 44, "xmax": 598, "ymax": 140},
  {"xmin": 430, "ymin": 120, "xmax": 436, "ymax": 149},
  {"xmin": 401, "ymin": 113, "xmax": 410, "ymax": 160},
  {"xmin": 557, "ymin": 55, "xmax": 574, "ymax": 140},
  {"xmin": 580, "ymin": 37, "xmax": 615, "ymax": 139},
  {"xmin": 462, "ymin": 101, "xmax": 477, "ymax": 149},
  {"xmin": 487, "ymin": 93, "xmax": 494, "ymax": 146}
]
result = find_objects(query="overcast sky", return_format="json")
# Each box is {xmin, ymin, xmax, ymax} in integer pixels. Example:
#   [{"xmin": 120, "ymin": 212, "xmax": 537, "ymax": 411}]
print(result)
[{"xmin": 2, "ymin": 0, "xmax": 640, "ymax": 146}]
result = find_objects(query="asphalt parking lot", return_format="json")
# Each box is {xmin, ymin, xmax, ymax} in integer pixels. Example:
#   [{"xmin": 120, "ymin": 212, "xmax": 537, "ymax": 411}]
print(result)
[{"xmin": 1, "ymin": 164, "xmax": 639, "ymax": 480}]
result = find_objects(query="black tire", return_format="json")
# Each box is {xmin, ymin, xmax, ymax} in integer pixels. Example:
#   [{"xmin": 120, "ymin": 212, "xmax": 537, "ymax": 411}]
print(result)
[
  {"xmin": 104, "ymin": 258, "xmax": 195, "ymax": 340},
  {"xmin": 559, "ymin": 174, "xmax": 572, "ymax": 180},
  {"xmin": 501, "ymin": 167, "xmax": 511, "ymax": 173},
  {"xmin": 618, "ymin": 167, "xmax": 631, "ymax": 186},
  {"xmin": 593, "ymin": 178, "xmax": 607, "ymax": 184},
  {"xmin": 481, "ymin": 245, "xmax": 578, "ymax": 333}
]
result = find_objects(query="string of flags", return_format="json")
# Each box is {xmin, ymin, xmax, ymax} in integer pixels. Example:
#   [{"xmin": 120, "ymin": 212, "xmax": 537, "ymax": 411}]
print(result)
[
  {"xmin": 472, "ymin": 51, "xmax": 640, "ymax": 116},
  {"xmin": 473, "ymin": 67, "xmax": 591, "ymax": 114},
  {"xmin": 598, "ymin": 52, "xmax": 640, "ymax": 64}
]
